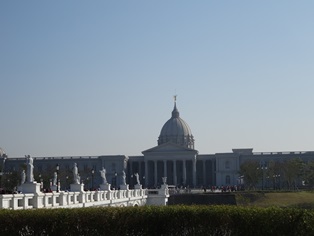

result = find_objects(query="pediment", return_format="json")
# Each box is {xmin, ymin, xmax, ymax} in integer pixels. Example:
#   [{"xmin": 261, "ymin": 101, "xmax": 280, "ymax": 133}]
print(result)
[{"xmin": 142, "ymin": 142, "xmax": 197, "ymax": 154}]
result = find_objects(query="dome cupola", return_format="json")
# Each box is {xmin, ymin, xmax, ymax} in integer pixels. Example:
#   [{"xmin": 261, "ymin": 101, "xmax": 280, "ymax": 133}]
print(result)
[{"xmin": 158, "ymin": 97, "xmax": 195, "ymax": 149}]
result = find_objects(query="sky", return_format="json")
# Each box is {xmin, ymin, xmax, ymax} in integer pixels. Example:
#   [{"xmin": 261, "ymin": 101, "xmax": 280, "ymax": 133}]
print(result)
[{"xmin": 1, "ymin": 1, "xmax": 314, "ymax": 157}]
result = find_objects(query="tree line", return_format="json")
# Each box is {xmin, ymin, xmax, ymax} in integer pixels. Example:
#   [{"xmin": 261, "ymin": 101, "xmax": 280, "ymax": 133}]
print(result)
[{"xmin": 239, "ymin": 158, "xmax": 314, "ymax": 190}]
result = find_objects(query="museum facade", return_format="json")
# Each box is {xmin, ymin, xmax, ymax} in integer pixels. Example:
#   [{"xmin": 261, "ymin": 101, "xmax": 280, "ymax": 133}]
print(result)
[{"xmin": 1, "ymin": 101, "xmax": 314, "ymax": 190}]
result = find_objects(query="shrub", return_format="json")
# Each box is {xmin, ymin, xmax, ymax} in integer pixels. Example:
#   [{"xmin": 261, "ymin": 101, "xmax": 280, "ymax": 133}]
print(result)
[{"xmin": 0, "ymin": 206, "xmax": 313, "ymax": 236}]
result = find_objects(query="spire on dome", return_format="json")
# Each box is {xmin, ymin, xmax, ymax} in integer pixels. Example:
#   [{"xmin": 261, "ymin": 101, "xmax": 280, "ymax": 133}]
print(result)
[
  {"xmin": 158, "ymin": 96, "xmax": 195, "ymax": 149},
  {"xmin": 172, "ymin": 95, "xmax": 179, "ymax": 118}
]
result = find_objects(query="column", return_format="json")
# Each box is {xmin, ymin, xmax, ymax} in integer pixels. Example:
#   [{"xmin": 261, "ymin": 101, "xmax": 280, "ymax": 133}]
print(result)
[
  {"xmin": 163, "ymin": 160, "xmax": 167, "ymax": 177},
  {"xmin": 192, "ymin": 158, "xmax": 196, "ymax": 187},
  {"xmin": 183, "ymin": 160, "xmax": 186, "ymax": 185},
  {"xmin": 154, "ymin": 160, "xmax": 158, "ymax": 187},
  {"xmin": 128, "ymin": 161, "xmax": 134, "ymax": 184},
  {"xmin": 173, "ymin": 160, "xmax": 177, "ymax": 186},
  {"xmin": 144, "ymin": 161, "xmax": 148, "ymax": 187},
  {"xmin": 203, "ymin": 160, "xmax": 206, "ymax": 186}
]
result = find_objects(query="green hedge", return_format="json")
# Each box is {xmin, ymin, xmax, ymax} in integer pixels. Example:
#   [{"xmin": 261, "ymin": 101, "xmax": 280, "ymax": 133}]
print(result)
[{"xmin": 0, "ymin": 206, "xmax": 314, "ymax": 236}]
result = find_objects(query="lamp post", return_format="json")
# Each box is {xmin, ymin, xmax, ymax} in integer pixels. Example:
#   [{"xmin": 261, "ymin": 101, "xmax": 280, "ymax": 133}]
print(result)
[
  {"xmin": 38, "ymin": 174, "xmax": 42, "ymax": 191},
  {"xmin": 273, "ymin": 174, "xmax": 280, "ymax": 190},
  {"xmin": 56, "ymin": 164, "xmax": 60, "ymax": 192},
  {"xmin": 91, "ymin": 169, "xmax": 95, "ymax": 190},
  {"xmin": 66, "ymin": 176, "xmax": 68, "ymax": 190},
  {"xmin": 114, "ymin": 172, "xmax": 117, "ymax": 189},
  {"xmin": 258, "ymin": 163, "xmax": 267, "ymax": 190}
]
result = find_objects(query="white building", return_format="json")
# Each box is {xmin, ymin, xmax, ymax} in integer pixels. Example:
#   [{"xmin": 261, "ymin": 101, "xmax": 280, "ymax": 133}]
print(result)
[{"xmin": 1, "ymin": 101, "xmax": 314, "ymax": 190}]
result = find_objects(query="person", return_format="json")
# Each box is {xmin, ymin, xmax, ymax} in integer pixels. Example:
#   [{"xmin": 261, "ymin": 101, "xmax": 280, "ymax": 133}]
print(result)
[
  {"xmin": 26, "ymin": 155, "xmax": 34, "ymax": 183},
  {"xmin": 100, "ymin": 167, "xmax": 107, "ymax": 184}
]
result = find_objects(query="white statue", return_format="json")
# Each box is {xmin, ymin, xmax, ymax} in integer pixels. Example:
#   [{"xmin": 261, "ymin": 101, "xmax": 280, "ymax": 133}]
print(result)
[
  {"xmin": 121, "ymin": 170, "xmax": 126, "ymax": 185},
  {"xmin": 21, "ymin": 170, "xmax": 26, "ymax": 184},
  {"xmin": 100, "ymin": 167, "xmax": 107, "ymax": 184},
  {"xmin": 73, "ymin": 163, "xmax": 80, "ymax": 184},
  {"xmin": 26, "ymin": 155, "xmax": 34, "ymax": 183},
  {"xmin": 134, "ymin": 173, "xmax": 140, "ymax": 185},
  {"xmin": 53, "ymin": 172, "xmax": 57, "ymax": 186}
]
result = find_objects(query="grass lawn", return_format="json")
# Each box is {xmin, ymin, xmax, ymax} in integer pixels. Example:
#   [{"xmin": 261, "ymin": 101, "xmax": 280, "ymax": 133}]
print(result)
[{"xmin": 236, "ymin": 191, "xmax": 314, "ymax": 208}]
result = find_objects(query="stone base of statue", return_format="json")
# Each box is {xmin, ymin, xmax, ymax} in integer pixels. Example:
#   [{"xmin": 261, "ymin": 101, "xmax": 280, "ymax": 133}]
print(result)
[
  {"xmin": 70, "ymin": 183, "xmax": 84, "ymax": 192},
  {"xmin": 134, "ymin": 184, "xmax": 142, "ymax": 189},
  {"xmin": 50, "ymin": 185, "xmax": 57, "ymax": 192},
  {"xmin": 99, "ymin": 183, "xmax": 111, "ymax": 191},
  {"xmin": 18, "ymin": 182, "xmax": 41, "ymax": 194},
  {"xmin": 120, "ymin": 184, "xmax": 129, "ymax": 190}
]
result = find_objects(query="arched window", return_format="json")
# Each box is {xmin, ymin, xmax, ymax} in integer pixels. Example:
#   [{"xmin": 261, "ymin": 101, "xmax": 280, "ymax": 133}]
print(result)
[
  {"xmin": 226, "ymin": 175, "xmax": 231, "ymax": 185},
  {"xmin": 225, "ymin": 161, "xmax": 230, "ymax": 169}
]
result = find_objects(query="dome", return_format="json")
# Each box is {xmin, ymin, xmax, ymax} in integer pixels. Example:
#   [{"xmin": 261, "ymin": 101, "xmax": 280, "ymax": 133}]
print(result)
[{"xmin": 158, "ymin": 101, "xmax": 195, "ymax": 149}]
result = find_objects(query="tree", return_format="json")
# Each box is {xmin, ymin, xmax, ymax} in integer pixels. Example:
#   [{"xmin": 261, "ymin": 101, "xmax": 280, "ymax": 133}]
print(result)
[
  {"xmin": 267, "ymin": 160, "xmax": 282, "ymax": 189},
  {"xmin": 302, "ymin": 161, "xmax": 314, "ymax": 188},
  {"xmin": 281, "ymin": 158, "xmax": 304, "ymax": 190},
  {"xmin": 239, "ymin": 160, "xmax": 262, "ymax": 190}
]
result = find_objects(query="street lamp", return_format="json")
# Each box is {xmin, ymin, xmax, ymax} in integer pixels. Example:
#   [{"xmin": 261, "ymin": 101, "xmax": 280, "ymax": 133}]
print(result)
[
  {"xmin": 258, "ymin": 164, "xmax": 267, "ymax": 190},
  {"xmin": 56, "ymin": 164, "xmax": 60, "ymax": 192},
  {"xmin": 114, "ymin": 172, "xmax": 117, "ymax": 189},
  {"xmin": 38, "ymin": 174, "xmax": 42, "ymax": 191},
  {"xmin": 273, "ymin": 174, "xmax": 281, "ymax": 190},
  {"xmin": 66, "ymin": 176, "xmax": 68, "ymax": 190},
  {"xmin": 91, "ymin": 169, "xmax": 95, "ymax": 190}
]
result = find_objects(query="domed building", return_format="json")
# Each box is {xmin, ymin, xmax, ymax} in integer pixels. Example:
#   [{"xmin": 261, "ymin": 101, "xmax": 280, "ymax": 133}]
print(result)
[
  {"xmin": 139, "ymin": 100, "xmax": 208, "ymax": 188},
  {"xmin": 158, "ymin": 101, "xmax": 194, "ymax": 149},
  {"xmin": 2, "ymin": 99, "xmax": 314, "ymax": 192}
]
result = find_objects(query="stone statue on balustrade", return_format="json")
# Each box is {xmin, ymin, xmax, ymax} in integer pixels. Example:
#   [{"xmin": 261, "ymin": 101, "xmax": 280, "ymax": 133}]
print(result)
[
  {"xmin": 121, "ymin": 170, "xmax": 126, "ymax": 185},
  {"xmin": 100, "ymin": 167, "xmax": 107, "ymax": 184},
  {"xmin": 17, "ymin": 155, "xmax": 41, "ymax": 194},
  {"xmin": 26, "ymin": 155, "xmax": 34, "ymax": 183},
  {"xmin": 73, "ymin": 163, "xmax": 80, "ymax": 184},
  {"xmin": 134, "ymin": 173, "xmax": 140, "ymax": 185},
  {"xmin": 99, "ymin": 167, "xmax": 111, "ymax": 190},
  {"xmin": 21, "ymin": 170, "xmax": 26, "ymax": 184},
  {"xmin": 53, "ymin": 172, "xmax": 57, "ymax": 186},
  {"xmin": 70, "ymin": 163, "xmax": 83, "ymax": 192}
]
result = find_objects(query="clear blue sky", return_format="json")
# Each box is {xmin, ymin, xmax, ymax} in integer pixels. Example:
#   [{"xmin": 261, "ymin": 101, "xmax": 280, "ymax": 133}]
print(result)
[{"xmin": 1, "ymin": 1, "xmax": 314, "ymax": 157}]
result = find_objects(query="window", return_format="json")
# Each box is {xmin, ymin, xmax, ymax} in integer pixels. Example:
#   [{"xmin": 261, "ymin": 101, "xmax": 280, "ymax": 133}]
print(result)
[
  {"xmin": 226, "ymin": 175, "xmax": 231, "ymax": 185},
  {"xmin": 225, "ymin": 161, "xmax": 230, "ymax": 169}
]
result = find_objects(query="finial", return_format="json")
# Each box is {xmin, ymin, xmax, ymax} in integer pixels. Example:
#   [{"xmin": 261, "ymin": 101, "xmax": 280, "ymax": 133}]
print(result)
[{"xmin": 174, "ymin": 94, "xmax": 177, "ymax": 103}]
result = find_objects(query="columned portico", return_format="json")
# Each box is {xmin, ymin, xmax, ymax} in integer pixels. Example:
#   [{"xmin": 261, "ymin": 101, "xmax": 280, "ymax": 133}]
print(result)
[{"xmin": 142, "ymin": 100, "xmax": 198, "ymax": 188}]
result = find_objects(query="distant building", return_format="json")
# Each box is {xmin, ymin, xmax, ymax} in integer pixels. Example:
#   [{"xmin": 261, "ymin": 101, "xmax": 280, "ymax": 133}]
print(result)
[{"xmin": 1, "ymin": 101, "xmax": 314, "ymax": 189}]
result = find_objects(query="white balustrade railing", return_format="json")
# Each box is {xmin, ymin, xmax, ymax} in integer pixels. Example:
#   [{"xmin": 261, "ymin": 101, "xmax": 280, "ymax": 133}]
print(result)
[{"xmin": 0, "ymin": 188, "xmax": 149, "ymax": 210}]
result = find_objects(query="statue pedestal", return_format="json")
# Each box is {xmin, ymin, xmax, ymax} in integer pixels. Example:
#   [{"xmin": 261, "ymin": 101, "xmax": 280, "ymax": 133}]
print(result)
[
  {"xmin": 70, "ymin": 183, "xmax": 84, "ymax": 192},
  {"xmin": 120, "ymin": 184, "xmax": 129, "ymax": 190},
  {"xmin": 134, "ymin": 184, "xmax": 142, "ymax": 189},
  {"xmin": 99, "ymin": 183, "xmax": 111, "ymax": 191},
  {"xmin": 51, "ymin": 185, "xmax": 57, "ymax": 192},
  {"xmin": 18, "ymin": 182, "xmax": 41, "ymax": 194}
]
